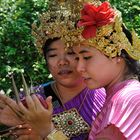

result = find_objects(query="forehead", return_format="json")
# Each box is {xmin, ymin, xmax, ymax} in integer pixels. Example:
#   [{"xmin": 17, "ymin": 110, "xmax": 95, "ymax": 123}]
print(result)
[
  {"xmin": 47, "ymin": 40, "xmax": 73, "ymax": 53},
  {"xmin": 49, "ymin": 39, "xmax": 65, "ymax": 49},
  {"xmin": 73, "ymin": 45, "xmax": 95, "ymax": 54}
]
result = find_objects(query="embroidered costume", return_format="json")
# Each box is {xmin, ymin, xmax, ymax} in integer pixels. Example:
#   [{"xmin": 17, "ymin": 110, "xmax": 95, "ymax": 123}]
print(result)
[
  {"xmin": 89, "ymin": 80, "xmax": 140, "ymax": 140},
  {"xmin": 74, "ymin": 1, "xmax": 140, "ymax": 140},
  {"xmin": 31, "ymin": 0, "xmax": 140, "ymax": 139},
  {"xmin": 32, "ymin": 82, "xmax": 106, "ymax": 140}
]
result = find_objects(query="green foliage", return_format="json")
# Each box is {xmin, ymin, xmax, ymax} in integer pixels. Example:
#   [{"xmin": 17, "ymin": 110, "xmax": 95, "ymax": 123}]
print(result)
[
  {"xmin": 0, "ymin": 0, "xmax": 50, "ymax": 95},
  {"xmin": 109, "ymin": 0, "xmax": 140, "ymax": 34},
  {"xmin": 0, "ymin": 0, "xmax": 140, "ymax": 94}
]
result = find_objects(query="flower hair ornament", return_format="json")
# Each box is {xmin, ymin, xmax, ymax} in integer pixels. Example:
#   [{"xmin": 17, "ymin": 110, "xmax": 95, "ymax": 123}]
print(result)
[
  {"xmin": 32, "ymin": 0, "xmax": 140, "ymax": 60},
  {"xmin": 31, "ymin": 0, "xmax": 100, "ymax": 53},
  {"xmin": 76, "ymin": 1, "xmax": 140, "ymax": 60}
]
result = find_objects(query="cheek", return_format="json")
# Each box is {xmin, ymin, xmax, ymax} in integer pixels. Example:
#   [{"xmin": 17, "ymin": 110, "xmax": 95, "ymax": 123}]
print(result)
[
  {"xmin": 95, "ymin": 64, "xmax": 116, "ymax": 85},
  {"xmin": 47, "ymin": 61, "xmax": 58, "ymax": 73},
  {"xmin": 47, "ymin": 59, "xmax": 57, "ymax": 67},
  {"xmin": 85, "ymin": 60, "xmax": 111, "ymax": 79}
]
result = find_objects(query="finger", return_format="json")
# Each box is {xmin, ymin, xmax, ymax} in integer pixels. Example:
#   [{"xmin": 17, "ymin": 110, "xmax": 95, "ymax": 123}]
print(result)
[
  {"xmin": 16, "ymin": 135, "xmax": 31, "ymax": 140},
  {"xmin": 0, "ymin": 94, "xmax": 14, "ymax": 105},
  {"xmin": 12, "ymin": 128, "xmax": 32, "ymax": 136},
  {"xmin": 0, "ymin": 100, "xmax": 23, "ymax": 118},
  {"xmin": 0, "ymin": 102, "xmax": 6, "ymax": 109},
  {"xmin": 11, "ymin": 124, "xmax": 32, "ymax": 137},
  {"xmin": 25, "ymin": 95, "xmax": 36, "ymax": 111},
  {"xmin": 18, "ymin": 102, "xmax": 29, "ymax": 115},
  {"xmin": 46, "ymin": 96, "xmax": 53, "ymax": 113},
  {"xmin": 0, "ymin": 94, "xmax": 20, "ymax": 114},
  {"xmin": 31, "ymin": 94, "xmax": 44, "ymax": 110},
  {"xmin": 17, "ymin": 123, "xmax": 30, "ymax": 129}
]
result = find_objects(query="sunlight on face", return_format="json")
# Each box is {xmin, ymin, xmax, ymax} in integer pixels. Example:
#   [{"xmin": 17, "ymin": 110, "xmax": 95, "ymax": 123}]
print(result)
[
  {"xmin": 45, "ymin": 39, "xmax": 83, "ymax": 86},
  {"xmin": 73, "ymin": 45, "xmax": 122, "ymax": 89}
]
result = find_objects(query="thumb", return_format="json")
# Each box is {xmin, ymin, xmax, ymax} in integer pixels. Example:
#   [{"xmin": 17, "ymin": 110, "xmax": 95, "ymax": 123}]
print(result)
[{"xmin": 46, "ymin": 96, "xmax": 53, "ymax": 113}]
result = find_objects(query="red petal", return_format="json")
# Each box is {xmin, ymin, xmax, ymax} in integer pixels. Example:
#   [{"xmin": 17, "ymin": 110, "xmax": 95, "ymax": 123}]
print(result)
[
  {"xmin": 82, "ymin": 15, "xmax": 95, "ymax": 22},
  {"xmin": 97, "ymin": 2, "xmax": 111, "ymax": 12},
  {"xmin": 83, "ymin": 4, "xmax": 97, "ymax": 19},
  {"xmin": 78, "ymin": 20, "xmax": 95, "ymax": 27},
  {"xmin": 82, "ymin": 26, "xmax": 97, "ymax": 39}
]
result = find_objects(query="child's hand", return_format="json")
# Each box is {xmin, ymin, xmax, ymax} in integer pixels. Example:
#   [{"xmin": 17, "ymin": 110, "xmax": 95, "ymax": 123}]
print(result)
[
  {"xmin": 0, "ymin": 94, "xmax": 23, "ymax": 126},
  {"xmin": 18, "ymin": 95, "xmax": 54, "ymax": 138}
]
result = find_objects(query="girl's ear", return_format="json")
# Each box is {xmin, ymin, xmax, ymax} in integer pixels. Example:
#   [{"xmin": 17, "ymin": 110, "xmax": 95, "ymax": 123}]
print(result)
[{"xmin": 111, "ymin": 57, "xmax": 123, "ymax": 64}]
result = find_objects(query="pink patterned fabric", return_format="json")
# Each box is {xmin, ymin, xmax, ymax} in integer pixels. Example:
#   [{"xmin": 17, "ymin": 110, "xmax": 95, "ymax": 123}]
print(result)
[{"xmin": 89, "ymin": 79, "xmax": 140, "ymax": 140}]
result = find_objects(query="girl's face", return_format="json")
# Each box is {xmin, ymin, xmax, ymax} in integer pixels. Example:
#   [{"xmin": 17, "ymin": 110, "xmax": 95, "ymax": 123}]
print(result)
[
  {"xmin": 74, "ymin": 45, "xmax": 124, "ymax": 89},
  {"xmin": 46, "ymin": 39, "xmax": 83, "ymax": 87}
]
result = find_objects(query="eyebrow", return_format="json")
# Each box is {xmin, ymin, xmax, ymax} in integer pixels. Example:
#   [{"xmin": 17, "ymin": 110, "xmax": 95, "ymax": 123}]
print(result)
[
  {"xmin": 47, "ymin": 48, "xmax": 57, "ymax": 52},
  {"xmin": 79, "ymin": 50, "xmax": 89, "ymax": 54}
]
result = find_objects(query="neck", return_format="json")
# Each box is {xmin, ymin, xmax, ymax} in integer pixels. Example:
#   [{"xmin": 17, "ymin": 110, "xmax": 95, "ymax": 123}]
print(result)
[
  {"xmin": 106, "ymin": 63, "xmax": 129, "ymax": 96},
  {"xmin": 55, "ymin": 81, "xmax": 86, "ymax": 103}
]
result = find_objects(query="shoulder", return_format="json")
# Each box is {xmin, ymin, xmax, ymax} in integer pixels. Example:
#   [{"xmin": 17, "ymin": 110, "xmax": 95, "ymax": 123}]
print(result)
[
  {"xmin": 111, "ymin": 80, "xmax": 140, "ymax": 107},
  {"xmin": 110, "ymin": 80, "xmax": 140, "ymax": 116},
  {"xmin": 108, "ymin": 81, "xmax": 140, "ymax": 139},
  {"xmin": 86, "ymin": 88, "xmax": 106, "ymax": 110},
  {"xmin": 87, "ymin": 88, "xmax": 106, "ymax": 98},
  {"xmin": 94, "ymin": 88, "xmax": 106, "ymax": 104}
]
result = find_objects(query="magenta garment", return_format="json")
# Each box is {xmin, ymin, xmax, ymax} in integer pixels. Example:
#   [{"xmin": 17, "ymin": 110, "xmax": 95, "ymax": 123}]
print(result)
[
  {"xmin": 53, "ymin": 87, "xmax": 106, "ymax": 140},
  {"xmin": 25, "ymin": 82, "xmax": 106, "ymax": 140},
  {"xmin": 89, "ymin": 79, "xmax": 140, "ymax": 140}
]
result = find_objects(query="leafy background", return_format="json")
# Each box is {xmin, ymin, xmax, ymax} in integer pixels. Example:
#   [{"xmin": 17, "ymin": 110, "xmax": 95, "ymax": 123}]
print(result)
[{"xmin": 0, "ymin": 0, "xmax": 140, "ymax": 94}]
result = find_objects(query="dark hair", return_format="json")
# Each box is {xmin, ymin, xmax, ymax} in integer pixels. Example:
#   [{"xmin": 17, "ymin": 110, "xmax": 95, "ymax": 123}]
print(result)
[
  {"xmin": 42, "ymin": 37, "xmax": 60, "ymax": 62},
  {"xmin": 121, "ymin": 25, "xmax": 140, "ymax": 81}
]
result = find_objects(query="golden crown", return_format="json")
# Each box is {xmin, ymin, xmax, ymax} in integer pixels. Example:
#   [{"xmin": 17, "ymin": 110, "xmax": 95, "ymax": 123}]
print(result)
[
  {"xmin": 75, "ymin": 1, "xmax": 140, "ymax": 60},
  {"xmin": 31, "ymin": 0, "xmax": 100, "ymax": 53},
  {"xmin": 32, "ymin": 0, "xmax": 140, "ymax": 60}
]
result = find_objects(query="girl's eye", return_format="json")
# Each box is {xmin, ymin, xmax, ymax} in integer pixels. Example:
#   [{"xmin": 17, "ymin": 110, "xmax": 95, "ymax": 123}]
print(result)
[
  {"xmin": 83, "ymin": 56, "xmax": 92, "ymax": 60},
  {"xmin": 75, "ymin": 57, "xmax": 79, "ymax": 61},
  {"xmin": 48, "ymin": 54, "xmax": 57, "ymax": 57},
  {"xmin": 67, "ymin": 52, "xmax": 75, "ymax": 55}
]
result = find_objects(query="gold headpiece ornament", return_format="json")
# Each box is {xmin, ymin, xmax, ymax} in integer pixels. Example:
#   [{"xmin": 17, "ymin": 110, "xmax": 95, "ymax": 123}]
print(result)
[
  {"xmin": 75, "ymin": 1, "xmax": 140, "ymax": 60},
  {"xmin": 31, "ymin": 0, "xmax": 100, "ymax": 53},
  {"xmin": 32, "ymin": 0, "xmax": 140, "ymax": 60}
]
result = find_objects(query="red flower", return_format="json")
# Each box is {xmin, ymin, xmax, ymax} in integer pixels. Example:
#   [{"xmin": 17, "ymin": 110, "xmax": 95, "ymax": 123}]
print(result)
[{"xmin": 77, "ymin": 1, "xmax": 116, "ymax": 39}]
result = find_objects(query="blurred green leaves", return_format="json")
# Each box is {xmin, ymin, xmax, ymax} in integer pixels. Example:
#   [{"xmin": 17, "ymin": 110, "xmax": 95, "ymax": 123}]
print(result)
[
  {"xmin": 0, "ymin": 0, "xmax": 140, "ymax": 95},
  {"xmin": 0, "ymin": 0, "xmax": 50, "ymax": 94}
]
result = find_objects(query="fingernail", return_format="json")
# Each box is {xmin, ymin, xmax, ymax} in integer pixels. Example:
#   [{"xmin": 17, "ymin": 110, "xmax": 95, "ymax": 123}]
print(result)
[
  {"xmin": 9, "ymin": 130, "xmax": 13, "ymax": 133},
  {"xmin": 28, "ymin": 128, "xmax": 32, "ymax": 131},
  {"xmin": 14, "ymin": 135, "xmax": 18, "ymax": 138},
  {"xmin": 18, "ymin": 124, "xmax": 23, "ymax": 128}
]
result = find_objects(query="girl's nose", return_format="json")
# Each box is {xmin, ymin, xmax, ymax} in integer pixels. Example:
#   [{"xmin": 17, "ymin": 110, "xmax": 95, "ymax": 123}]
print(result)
[
  {"xmin": 76, "ymin": 61, "xmax": 86, "ymax": 74},
  {"xmin": 57, "ymin": 56, "xmax": 69, "ymax": 66}
]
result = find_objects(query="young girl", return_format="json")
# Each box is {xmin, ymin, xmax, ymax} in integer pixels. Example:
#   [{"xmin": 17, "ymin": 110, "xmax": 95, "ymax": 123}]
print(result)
[
  {"xmin": 73, "ymin": 1, "xmax": 140, "ymax": 140},
  {"xmin": 0, "ymin": 2, "xmax": 106, "ymax": 139},
  {"xmin": 2, "ymin": 1, "xmax": 139, "ymax": 140}
]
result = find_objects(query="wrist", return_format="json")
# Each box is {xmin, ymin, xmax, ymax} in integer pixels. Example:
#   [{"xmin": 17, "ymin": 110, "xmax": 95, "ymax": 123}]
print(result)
[
  {"xmin": 41, "ymin": 122, "xmax": 55, "ymax": 138},
  {"xmin": 45, "ymin": 129, "xmax": 69, "ymax": 140}
]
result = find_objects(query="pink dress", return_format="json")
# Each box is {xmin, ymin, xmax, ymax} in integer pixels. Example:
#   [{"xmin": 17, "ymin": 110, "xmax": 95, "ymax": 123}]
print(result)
[{"xmin": 89, "ymin": 80, "xmax": 140, "ymax": 140}]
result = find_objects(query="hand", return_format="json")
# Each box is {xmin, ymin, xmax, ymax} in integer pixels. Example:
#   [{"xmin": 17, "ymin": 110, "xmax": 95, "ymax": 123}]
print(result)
[
  {"xmin": 0, "ymin": 94, "xmax": 23, "ymax": 126},
  {"xmin": 18, "ymin": 95, "xmax": 54, "ymax": 138},
  {"xmin": 15, "ymin": 135, "xmax": 42, "ymax": 140},
  {"xmin": 11, "ymin": 123, "xmax": 41, "ymax": 140}
]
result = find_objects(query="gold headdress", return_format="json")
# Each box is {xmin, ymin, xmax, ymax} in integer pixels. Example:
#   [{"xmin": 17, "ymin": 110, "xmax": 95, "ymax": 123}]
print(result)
[
  {"xmin": 32, "ymin": 0, "xmax": 140, "ymax": 60},
  {"xmin": 75, "ymin": 1, "xmax": 140, "ymax": 60},
  {"xmin": 31, "ymin": 0, "xmax": 99, "ymax": 53}
]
